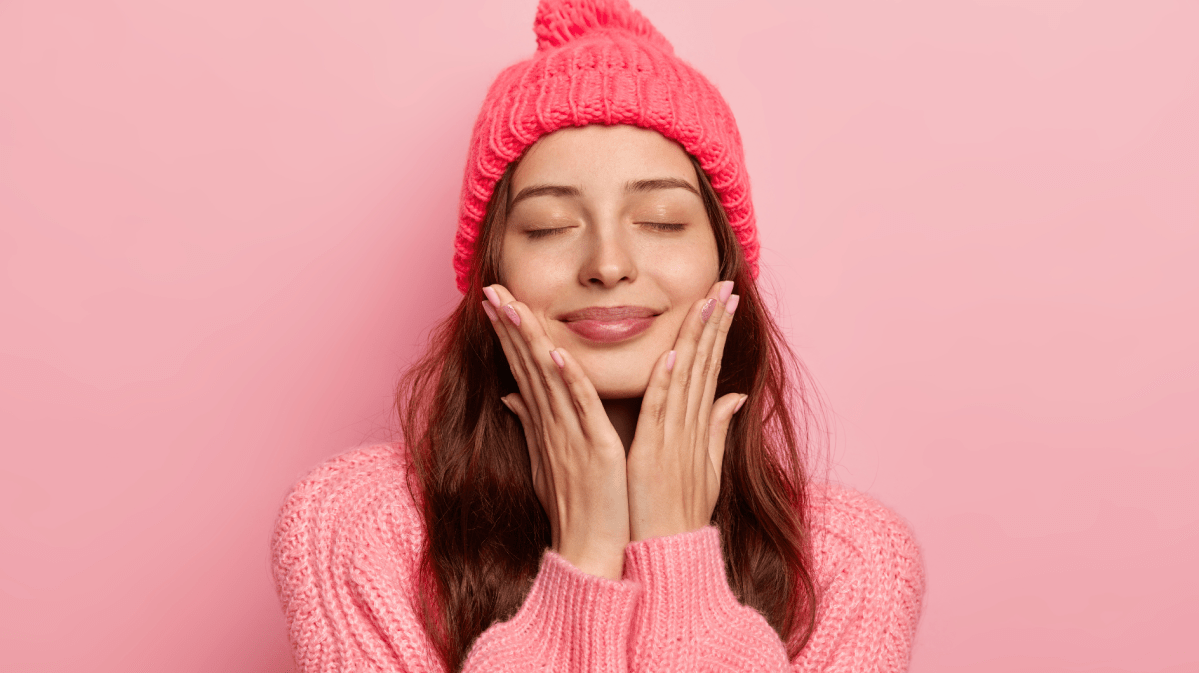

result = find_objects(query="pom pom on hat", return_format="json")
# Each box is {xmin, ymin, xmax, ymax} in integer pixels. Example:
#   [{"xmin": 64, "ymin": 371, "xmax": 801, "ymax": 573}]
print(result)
[
  {"xmin": 452, "ymin": 0, "xmax": 760, "ymax": 294},
  {"xmin": 533, "ymin": 0, "xmax": 672, "ymax": 53}
]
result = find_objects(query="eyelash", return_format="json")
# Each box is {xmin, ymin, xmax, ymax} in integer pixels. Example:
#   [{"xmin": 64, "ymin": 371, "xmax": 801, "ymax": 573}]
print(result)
[
  {"xmin": 640, "ymin": 222, "xmax": 686, "ymax": 232},
  {"xmin": 523, "ymin": 222, "xmax": 686, "ymax": 239},
  {"xmin": 525, "ymin": 227, "xmax": 567, "ymax": 240}
]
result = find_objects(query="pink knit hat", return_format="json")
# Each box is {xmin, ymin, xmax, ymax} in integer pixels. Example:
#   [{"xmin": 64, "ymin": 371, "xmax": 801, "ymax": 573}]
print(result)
[{"xmin": 453, "ymin": 0, "xmax": 759, "ymax": 293}]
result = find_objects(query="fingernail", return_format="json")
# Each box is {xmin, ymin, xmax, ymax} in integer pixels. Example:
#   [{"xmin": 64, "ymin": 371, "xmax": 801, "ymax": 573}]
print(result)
[
  {"xmin": 718, "ymin": 280, "xmax": 734, "ymax": 303},
  {"xmin": 701, "ymin": 298, "xmax": 716, "ymax": 323},
  {"xmin": 500, "ymin": 395, "xmax": 512, "ymax": 409},
  {"xmin": 666, "ymin": 350, "xmax": 677, "ymax": 371},
  {"xmin": 734, "ymin": 395, "xmax": 747, "ymax": 413},
  {"xmin": 725, "ymin": 294, "xmax": 740, "ymax": 315},
  {"xmin": 550, "ymin": 349, "xmax": 565, "ymax": 369},
  {"xmin": 481, "ymin": 301, "xmax": 498, "ymax": 322},
  {"xmin": 483, "ymin": 286, "xmax": 501, "ymax": 308},
  {"xmin": 502, "ymin": 305, "xmax": 521, "ymax": 326}
]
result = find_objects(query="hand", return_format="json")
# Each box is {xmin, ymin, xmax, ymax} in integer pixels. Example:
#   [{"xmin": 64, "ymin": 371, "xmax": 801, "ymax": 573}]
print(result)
[
  {"xmin": 625, "ymin": 280, "xmax": 745, "ymax": 542},
  {"xmin": 482, "ymin": 284, "xmax": 630, "ymax": 580}
]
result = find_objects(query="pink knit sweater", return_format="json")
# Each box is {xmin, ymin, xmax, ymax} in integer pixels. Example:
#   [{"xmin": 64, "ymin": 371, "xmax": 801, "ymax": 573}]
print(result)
[{"xmin": 272, "ymin": 444, "xmax": 924, "ymax": 672}]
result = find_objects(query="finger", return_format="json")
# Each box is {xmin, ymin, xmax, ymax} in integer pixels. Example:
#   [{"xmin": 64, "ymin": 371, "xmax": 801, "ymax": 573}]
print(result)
[
  {"xmin": 490, "ymin": 287, "xmax": 578, "ymax": 429},
  {"xmin": 695, "ymin": 286, "xmax": 738, "ymax": 440},
  {"xmin": 488, "ymin": 286, "xmax": 558, "ymax": 424},
  {"xmin": 484, "ymin": 295, "xmax": 546, "ymax": 429},
  {"xmin": 630, "ymin": 348, "xmax": 675, "ymax": 453},
  {"xmin": 552, "ymin": 347, "xmax": 616, "ymax": 442},
  {"xmin": 661, "ymin": 283, "xmax": 724, "ymax": 432},
  {"xmin": 666, "ymin": 278, "xmax": 728, "ymax": 441},
  {"xmin": 689, "ymin": 282, "xmax": 733, "ymax": 434},
  {"xmin": 484, "ymin": 286, "xmax": 530, "ymax": 389},
  {"xmin": 701, "ymin": 291, "xmax": 738, "ymax": 420},
  {"xmin": 484, "ymin": 296, "xmax": 528, "ymax": 396},
  {"xmin": 706, "ymin": 392, "xmax": 745, "ymax": 480}
]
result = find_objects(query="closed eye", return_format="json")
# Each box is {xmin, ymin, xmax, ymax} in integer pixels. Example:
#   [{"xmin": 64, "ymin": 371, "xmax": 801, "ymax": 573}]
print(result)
[
  {"xmin": 525, "ymin": 227, "xmax": 571, "ymax": 240},
  {"xmin": 638, "ymin": 222, "xmax": 687, "ymax": 232}
]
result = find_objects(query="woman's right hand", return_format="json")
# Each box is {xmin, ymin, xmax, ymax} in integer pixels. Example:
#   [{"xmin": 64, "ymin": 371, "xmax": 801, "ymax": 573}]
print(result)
[{"xmin": 483, "ymin": 284, "xmax": 630, "ymax": 580}]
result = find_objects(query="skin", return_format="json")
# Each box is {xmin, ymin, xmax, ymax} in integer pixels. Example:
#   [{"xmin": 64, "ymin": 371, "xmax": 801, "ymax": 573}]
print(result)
[{"xmin": 481, "ymin": 125, "xmax": 745, "ymax": 580}]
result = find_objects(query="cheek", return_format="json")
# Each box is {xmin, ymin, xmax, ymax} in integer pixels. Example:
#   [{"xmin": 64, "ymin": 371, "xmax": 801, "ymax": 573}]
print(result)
[
  {"xmin": 653, "ymin": 246, "xmax": 720, "ymax": 305},
  {"xmin": 500, "ymin": 238, "xmax": 572, "ymax": 311}
]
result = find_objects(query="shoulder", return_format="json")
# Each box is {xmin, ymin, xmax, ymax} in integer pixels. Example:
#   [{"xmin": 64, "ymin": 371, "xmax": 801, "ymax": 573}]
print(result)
[
  {"xmin": 805, "ymin": 482, "xmax": 924, "ymax": 600},
  {"xmin": 273, "ymin": 443, "xmax": 421, "ymax": 552},
  {"xmin": 271, "ymin": 444, "xmax": 438, "ymax": 671},
  {"xmin": 272, "ymin": 442, "xmax": 423, "ymax": 569},
  {"xmin": 806, "ymin": 483, "xmax": 923, "ymax": 572},
  {"xmin": 275, "ymin": 442, "xmax": 414, "ymax": 511},
  {"xmin": 270, "ymin": 443, "xmax": 426, "ymax": 615},
  {"xmin": 795, "ymin": 482, "xmax": 925, "ymax": 669}
]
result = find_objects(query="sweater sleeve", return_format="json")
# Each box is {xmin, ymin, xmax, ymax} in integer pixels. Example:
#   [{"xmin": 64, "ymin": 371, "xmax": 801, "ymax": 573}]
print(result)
[
  {"xmin": 462, "ymin": 551, "xmax": 638, "ymax": 673},
  {"xmin": 620, "ymin": 486, "xmax": 925, "ymax": 673},
  {"xmin": 271, "ymin": 444, "xmax": 640, "ymax": 673},
  {"xmin": 623, "ymin": 527, "xmax": 793, "ymax": 672}
]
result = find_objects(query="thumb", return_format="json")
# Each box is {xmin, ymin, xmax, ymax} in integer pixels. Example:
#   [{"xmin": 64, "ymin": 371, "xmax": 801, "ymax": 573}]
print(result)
[
  {"xmin": 707, "ymin": 393, "xmax": 746, "ymax": 477},
  {"xmin": 502, "ymin": 392, "xmax": 537, "ymax": 452},
  {"xmin": 502, "ymin": 394, "xmax": 548, "ymax": 504}
]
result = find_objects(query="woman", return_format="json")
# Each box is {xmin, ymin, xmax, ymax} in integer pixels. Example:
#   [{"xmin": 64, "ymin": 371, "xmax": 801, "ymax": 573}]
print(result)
[{"xmin": 272, "ymin": 1, "xmax": 924, "ymax": 671}]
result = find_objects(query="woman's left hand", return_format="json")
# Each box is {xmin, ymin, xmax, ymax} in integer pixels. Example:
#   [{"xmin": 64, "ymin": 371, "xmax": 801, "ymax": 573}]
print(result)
[{"xmin": 626, "ymin": 280, "xmax": 746, "ymax": 542}]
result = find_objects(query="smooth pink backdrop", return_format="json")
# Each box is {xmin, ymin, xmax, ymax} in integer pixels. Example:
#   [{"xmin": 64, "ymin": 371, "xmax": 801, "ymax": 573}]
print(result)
[{"xmin": 2, "ymin": 1, "xmax": 1196, "ymax": 671}]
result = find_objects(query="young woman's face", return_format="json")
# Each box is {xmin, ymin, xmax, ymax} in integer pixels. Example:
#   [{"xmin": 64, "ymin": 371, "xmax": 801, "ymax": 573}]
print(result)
[{"xmin": 500, "ymin": 124, "xmax": 721, "ymax": 399}]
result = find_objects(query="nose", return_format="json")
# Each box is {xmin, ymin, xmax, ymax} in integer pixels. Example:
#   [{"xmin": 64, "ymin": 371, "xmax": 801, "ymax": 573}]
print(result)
[{"xmin": 578, "ymin": 222, "xmax": 636, "ymax": 288}]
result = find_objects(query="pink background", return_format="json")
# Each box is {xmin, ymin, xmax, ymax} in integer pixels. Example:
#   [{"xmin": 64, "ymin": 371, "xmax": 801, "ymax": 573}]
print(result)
[{"xmin": 2, "ymin": 0, "xmax": 1196, "ymax": 671}]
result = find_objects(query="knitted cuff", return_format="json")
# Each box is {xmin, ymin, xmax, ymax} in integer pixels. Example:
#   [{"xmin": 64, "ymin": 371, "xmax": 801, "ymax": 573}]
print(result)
[
  {"xmin": 466, "ymin": 550, "xmax": 639, "ymax": 673},
  {"xmin": 623, "ymin": 526, "xmax": 744, "ymax": 627},
  {"xmin": 623, "ymin": 526, "xmax": 786, "ymax": 671}
]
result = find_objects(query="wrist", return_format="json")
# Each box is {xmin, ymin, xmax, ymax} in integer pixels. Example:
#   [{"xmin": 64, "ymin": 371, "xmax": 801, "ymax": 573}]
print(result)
[
  {"xmin": 627, "ymin": 490, "xmax": 713, "ymax": 542},
  {"xmin": 558, "ymin": 542, "xmax": 626, "ymax": 580},
  {"xmin": 630, "ymin": 516, "xmax": 704, "ymax": 542},
  {"xmin": 554, "ymin": 495, "xmax": 631, "ymax": 580}
]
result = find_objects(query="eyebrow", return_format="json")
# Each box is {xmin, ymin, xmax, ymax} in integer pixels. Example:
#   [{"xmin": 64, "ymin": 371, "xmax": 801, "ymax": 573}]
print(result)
[
  {"xmin": 508, "ymin": 177, "xmax": 700, "ymax": 209},
  {"xmin": 509, "ymin": 184, "xmax": 581, "ymax": 209},
  {"xmin": 625, "ymin": 177, "xmax": 700, "ymax": 197}
]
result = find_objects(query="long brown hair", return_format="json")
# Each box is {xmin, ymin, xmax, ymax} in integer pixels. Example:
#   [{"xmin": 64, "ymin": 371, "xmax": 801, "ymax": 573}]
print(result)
[{"xmin": 398, "ymin": 152, "xmax": 822, "ymax": 670}]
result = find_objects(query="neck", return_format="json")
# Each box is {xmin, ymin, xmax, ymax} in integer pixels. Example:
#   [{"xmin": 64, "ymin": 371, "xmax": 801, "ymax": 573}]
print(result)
[{"xmin": 601, "ymin": 398, "xmax": 642, "ymax": 453}]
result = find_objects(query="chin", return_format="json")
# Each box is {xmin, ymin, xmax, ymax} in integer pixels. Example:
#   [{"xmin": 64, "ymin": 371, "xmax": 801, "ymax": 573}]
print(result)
[
  {"xmin": 573, "ymin": 351, "xmax": 655, "ymax": 400},
  {"xmin": 593, "ymin": 382, "xmax": 649, "ymax": 400}
]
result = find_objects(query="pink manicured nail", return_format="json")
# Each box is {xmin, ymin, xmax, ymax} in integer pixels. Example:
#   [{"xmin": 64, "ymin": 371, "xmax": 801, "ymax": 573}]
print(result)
[
  {"xmin": 700, "ymin": 298, "xmax": 716, "ymax": 323},
  {"xmin": 734, "ymin": 395, "xmax": 747, "ymax": 413},
  {"xmin": 502, "ymin": 305, "xmax": 521, "ymax": 326},
  {"xmin": 718, "ymin": 280, "xmax": 734, "ymax": 303},
  {"xmin": 481, "ymin": 301, "xmax": 498, "ymax": 322},
  {"xmin": 483, "ymin": 286, "xmax": 501, "ymax": 308},
  {"xmin": 550, "ymin": 349, "xmax": 565, "ymax": 369},
  {"xmin": 665, "ymin": 350, "xmax": 677, "ymax": 371},
  {"xmin": 725, "ymin": 294, "xmax": 740, "ymax": 315}
]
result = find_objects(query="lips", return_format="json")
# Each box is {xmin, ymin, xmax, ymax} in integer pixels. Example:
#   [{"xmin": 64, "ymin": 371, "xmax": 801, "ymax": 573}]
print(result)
[{"xmin": 559, "ymin": 306, "xmax": 658, "ymax": 343}]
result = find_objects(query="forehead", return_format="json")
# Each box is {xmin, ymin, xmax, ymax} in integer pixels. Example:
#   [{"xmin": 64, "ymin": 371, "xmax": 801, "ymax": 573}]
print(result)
[{"xmin": 511, "ymin": 125, "xmax": 698, "ymax": 192}]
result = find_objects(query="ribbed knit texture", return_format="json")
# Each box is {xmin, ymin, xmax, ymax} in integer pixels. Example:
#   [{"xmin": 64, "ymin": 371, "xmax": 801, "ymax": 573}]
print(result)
[
  {"xmin": 272, "ymin": 444, "xmax": 925, "ymax": 672},
  {"xmin": 453, "ymin": 0, "xmax": 759, "ymax": 293}
]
